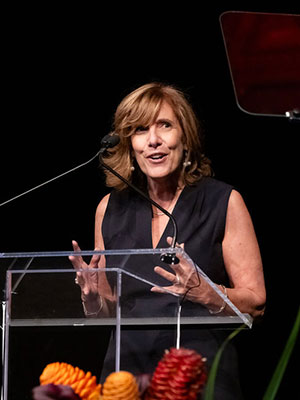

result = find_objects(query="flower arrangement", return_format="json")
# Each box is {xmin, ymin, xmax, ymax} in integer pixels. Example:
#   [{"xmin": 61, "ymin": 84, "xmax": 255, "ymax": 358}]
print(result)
[
  {"xmin": 32, "ymin": 347, "xmax": 207, "ymax": 400},
  {"xmin": 32, "ymin": 307, "xmax": 300, "ymax": 400}
]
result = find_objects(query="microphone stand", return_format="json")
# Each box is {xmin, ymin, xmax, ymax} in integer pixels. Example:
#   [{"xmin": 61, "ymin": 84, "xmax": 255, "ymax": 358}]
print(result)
[
  {"xmin": 0, "ymin": 131, "xmax": 178, "ymax": 264},
  {"xmin": 99, "ymin": 146, "xmax": 182, "ymax": 348}
]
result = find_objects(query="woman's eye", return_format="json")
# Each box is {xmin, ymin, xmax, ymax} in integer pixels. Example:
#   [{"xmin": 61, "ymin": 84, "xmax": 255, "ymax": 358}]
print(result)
[
  {"xmin": 135, "ymin": 126, "xmax": 148, "ymax": 133},
  {"xmin": 158, "ymin": 121, "xmax": 172, "ymax": 129}
]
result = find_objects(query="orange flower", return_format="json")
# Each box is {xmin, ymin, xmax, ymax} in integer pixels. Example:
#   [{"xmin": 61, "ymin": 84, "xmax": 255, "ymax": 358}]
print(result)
[
  {"xmin": 102, "ymin": 371, "xmax": 141, "ymax": 400},
  {"xmin": 40, "ymin": 362, "xmax": 101, "ymax": 400}
]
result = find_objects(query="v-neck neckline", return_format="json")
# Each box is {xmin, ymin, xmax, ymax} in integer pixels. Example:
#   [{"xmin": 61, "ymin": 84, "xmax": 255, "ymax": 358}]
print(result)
[{"xmin": 150, "ymin": 185, "xmax": 187, "ymax": 249}]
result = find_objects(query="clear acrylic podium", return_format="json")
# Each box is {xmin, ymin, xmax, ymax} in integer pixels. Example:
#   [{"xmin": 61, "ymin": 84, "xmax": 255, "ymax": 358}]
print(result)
[{"xmin": 1, "ymin": 248, "xmax": 252, "ymax": 400}]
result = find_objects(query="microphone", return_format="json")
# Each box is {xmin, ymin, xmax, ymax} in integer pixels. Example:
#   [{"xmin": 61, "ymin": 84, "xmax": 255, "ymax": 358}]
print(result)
[
  {"xmin": 100, "ymin": 132, "xmax": 120, "ymax": 153},
  {"xmin": 99, "ymin": 136, "xmax": 179, "ymax": 264}
]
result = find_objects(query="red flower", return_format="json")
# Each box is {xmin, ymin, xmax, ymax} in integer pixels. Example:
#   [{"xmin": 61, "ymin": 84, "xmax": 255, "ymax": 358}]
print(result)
[{"xmin": 145, "ymin": 348, "xmax": 207, "ymax": 400}]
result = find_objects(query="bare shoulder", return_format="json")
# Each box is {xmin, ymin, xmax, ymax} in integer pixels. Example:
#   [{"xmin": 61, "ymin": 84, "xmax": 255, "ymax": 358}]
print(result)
[
  {"xmin": 227, "ymin": 190, "xmax": 252, "ymax": 224},
  {"xmin": 225, "ymin": 189, "xmax": 258, "ymax": 247},
  {"xmin": 228, "ymin": 189, "xmax": 247, "ymax": 209},
  {"xmin": 95, "ymin": 193, "xmax": 111, "ymax": 219},
  {"xmin": 94, "ymin": 193, "xmax": 111, "ymax": 249}
]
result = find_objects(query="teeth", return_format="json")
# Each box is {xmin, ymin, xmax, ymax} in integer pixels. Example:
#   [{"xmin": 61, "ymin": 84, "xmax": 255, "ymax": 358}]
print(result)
[{"xmin": 150, "ymin": 154, "xmax": 165, "ymax": 159}]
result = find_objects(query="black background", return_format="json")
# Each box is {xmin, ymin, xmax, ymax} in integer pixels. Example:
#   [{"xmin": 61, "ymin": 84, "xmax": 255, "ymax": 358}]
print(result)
[{"xmin": 1, "ymin": 3, "xmax": 299, "ymax": 399}]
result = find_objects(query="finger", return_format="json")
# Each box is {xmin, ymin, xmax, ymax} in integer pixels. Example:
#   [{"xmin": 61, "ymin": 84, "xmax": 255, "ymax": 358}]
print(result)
[
  {"xmin": 151, "ymin": 286, "xmax": 169, "ymax": 294},
  {"xmin": 69, "ymin": 240, "xmax": 84, "ymax": 270},
  {"xmin": 90, "ymin": 248, "xmax": 101, "ymax": 269},
  {"xmin": 166, "ymin": 236, "xmax": 173, "ymax": 246},
  {"xmin": 72, "ymin": 240, "xmax": 80, "ymax": 251},
  {"xmin": 164, "ymin": 240, "xmax": 193, "ymax": 274},
  {"xmin": 69, "ymin": 255, "xmax": 82, "ymax": 271},
  {"xmin": 155, "ymin": 259, "xmax": 184, "ymax": 275},
  {"xmin": 166, "ymin": 236, "xmax": 185, "ymax": 249},
  {"xmin": 154, "ymin": 266, "xmax": 178, "ymax": 284},
  {"xmin": 151, "ymin": 286, "xmax": 179, "ymax": 295}
]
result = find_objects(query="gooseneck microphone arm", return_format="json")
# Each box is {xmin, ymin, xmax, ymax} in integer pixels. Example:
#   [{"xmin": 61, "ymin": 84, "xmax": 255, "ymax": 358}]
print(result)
[
  {"xmin": 100, "ymin": 133, "xmax": 179, "ymax": 264},
  {"xmin": 0, "ymin": 132, "xmax": 179, "ymax": 264},
  {"xmin": 0, "ymin": 150, "xmax": 102, "ymax": 207},
  {"xmin": 99, "ymin": 158, "xmax": 178, "ymax": 245},
  {"xmin": 0, "ymin": 131, "xmax": 123, "ymax": 207}
]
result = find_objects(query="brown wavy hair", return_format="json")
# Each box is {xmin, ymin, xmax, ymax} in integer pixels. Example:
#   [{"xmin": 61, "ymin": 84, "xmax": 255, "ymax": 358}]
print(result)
[{"xmin": 101, "ymin": 82, "xmax": 212, "ymax": 190}]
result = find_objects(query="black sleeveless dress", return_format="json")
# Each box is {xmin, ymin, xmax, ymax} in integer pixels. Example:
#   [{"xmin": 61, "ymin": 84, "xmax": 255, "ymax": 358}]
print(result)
[{"xmin": 101, "ymin": 177, "xmax": 244, "ymax": 399}]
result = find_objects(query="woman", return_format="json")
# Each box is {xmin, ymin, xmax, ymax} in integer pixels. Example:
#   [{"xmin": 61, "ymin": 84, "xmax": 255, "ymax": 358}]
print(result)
[{"xmin": 70, "ymin": 82, "xmax": 266, "ymax": 399}]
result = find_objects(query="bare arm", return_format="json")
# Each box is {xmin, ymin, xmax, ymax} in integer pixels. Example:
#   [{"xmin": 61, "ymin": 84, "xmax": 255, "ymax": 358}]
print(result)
[
  {"xmin": 70, "ymin": 194, "xmax": 112, "ymax": 316},
  {"xmin": 152, "ymin": 190, "xmax": 266, "ymax": 320},
  {"xmin": 222, "ymin": 190, "xmax": 266, "ymax": 319},
  {"xmin": 94, "ymin": 193, "xmax": 110, "ymax": 264}
]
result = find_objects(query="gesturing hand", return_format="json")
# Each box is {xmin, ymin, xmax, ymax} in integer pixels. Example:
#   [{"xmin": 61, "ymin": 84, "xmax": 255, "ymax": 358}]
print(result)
[
  {"xmin": 69, "ymin": 240, "xmax": 102, "ymax": 300},
  {"xmin": 151, "ymin": 237, "xmax": 202, "ymax": 301}
]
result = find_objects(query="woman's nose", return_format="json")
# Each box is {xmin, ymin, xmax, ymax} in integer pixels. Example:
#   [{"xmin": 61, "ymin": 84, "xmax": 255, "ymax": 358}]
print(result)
[{"xmin": 148, "ymin": 126, "xmax": 162, "ymax": 148}]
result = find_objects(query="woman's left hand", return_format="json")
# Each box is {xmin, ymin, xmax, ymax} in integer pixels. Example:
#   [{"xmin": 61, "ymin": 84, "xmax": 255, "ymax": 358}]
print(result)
[{"xmin": 151, "ymin": 237, "xmax": 215, "ymax": 305}]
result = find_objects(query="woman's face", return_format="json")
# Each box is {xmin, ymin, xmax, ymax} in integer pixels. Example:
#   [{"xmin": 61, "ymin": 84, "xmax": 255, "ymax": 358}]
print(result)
[{"xmin": 131, "ymin": 101, "xmax": 186, "ymax": 183}]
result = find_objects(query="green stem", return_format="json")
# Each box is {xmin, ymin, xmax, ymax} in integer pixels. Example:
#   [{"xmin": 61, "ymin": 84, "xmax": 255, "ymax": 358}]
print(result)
[
  {"xmin": 203, "ymin": 326, "xmax": 244, "ymax": 400},
  {"xmin": 263, "ymin": 306, "xmax": 300, "ymax": 400}
]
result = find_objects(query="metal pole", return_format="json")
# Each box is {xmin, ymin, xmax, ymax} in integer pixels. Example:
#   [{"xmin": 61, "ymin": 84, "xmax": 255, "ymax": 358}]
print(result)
[
  {"xmin": 1, "ymin": 301, "xmax": 7, "ymax": 400},
  {"xmin": 176, "ymin": 302, "xmax": 182, "ymax": 350},
  {"xmin": 115, "ymin": 270, "xmax": 122, "ymax": 372},
  {"xmin": 1, "ymin": 271, "xmax": 11, "ymax": 400}
]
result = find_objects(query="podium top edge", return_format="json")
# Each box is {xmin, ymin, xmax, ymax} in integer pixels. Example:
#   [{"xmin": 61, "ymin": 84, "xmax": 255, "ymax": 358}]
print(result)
[{"xmin": 0, "ymin": 247, "xmax": 183, "ymax": 258}]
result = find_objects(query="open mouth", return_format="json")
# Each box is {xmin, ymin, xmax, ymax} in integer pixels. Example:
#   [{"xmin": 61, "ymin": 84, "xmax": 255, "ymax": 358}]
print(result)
[{"xmin": 148, "ymin": 153, "xmax": 167, "ymax": 161}]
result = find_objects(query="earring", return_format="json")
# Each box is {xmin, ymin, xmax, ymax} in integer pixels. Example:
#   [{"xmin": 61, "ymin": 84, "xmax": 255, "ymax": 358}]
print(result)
[
  {"xmin": 130, "ymin": 156, "xmax": 135, "ymax": 171},
  {"xmin": 183, "ymin": 151, "xmax": 191, "ymax": 168},
  {"xmin": 183, "ymin": 150, "xmax": 191, "ymax": 168}
]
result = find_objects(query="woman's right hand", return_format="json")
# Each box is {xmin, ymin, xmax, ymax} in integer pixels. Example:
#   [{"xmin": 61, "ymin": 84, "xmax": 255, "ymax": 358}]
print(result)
[{"xmin": 69, "ymin": 240, "xmax": 102, "ymax": 301}]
